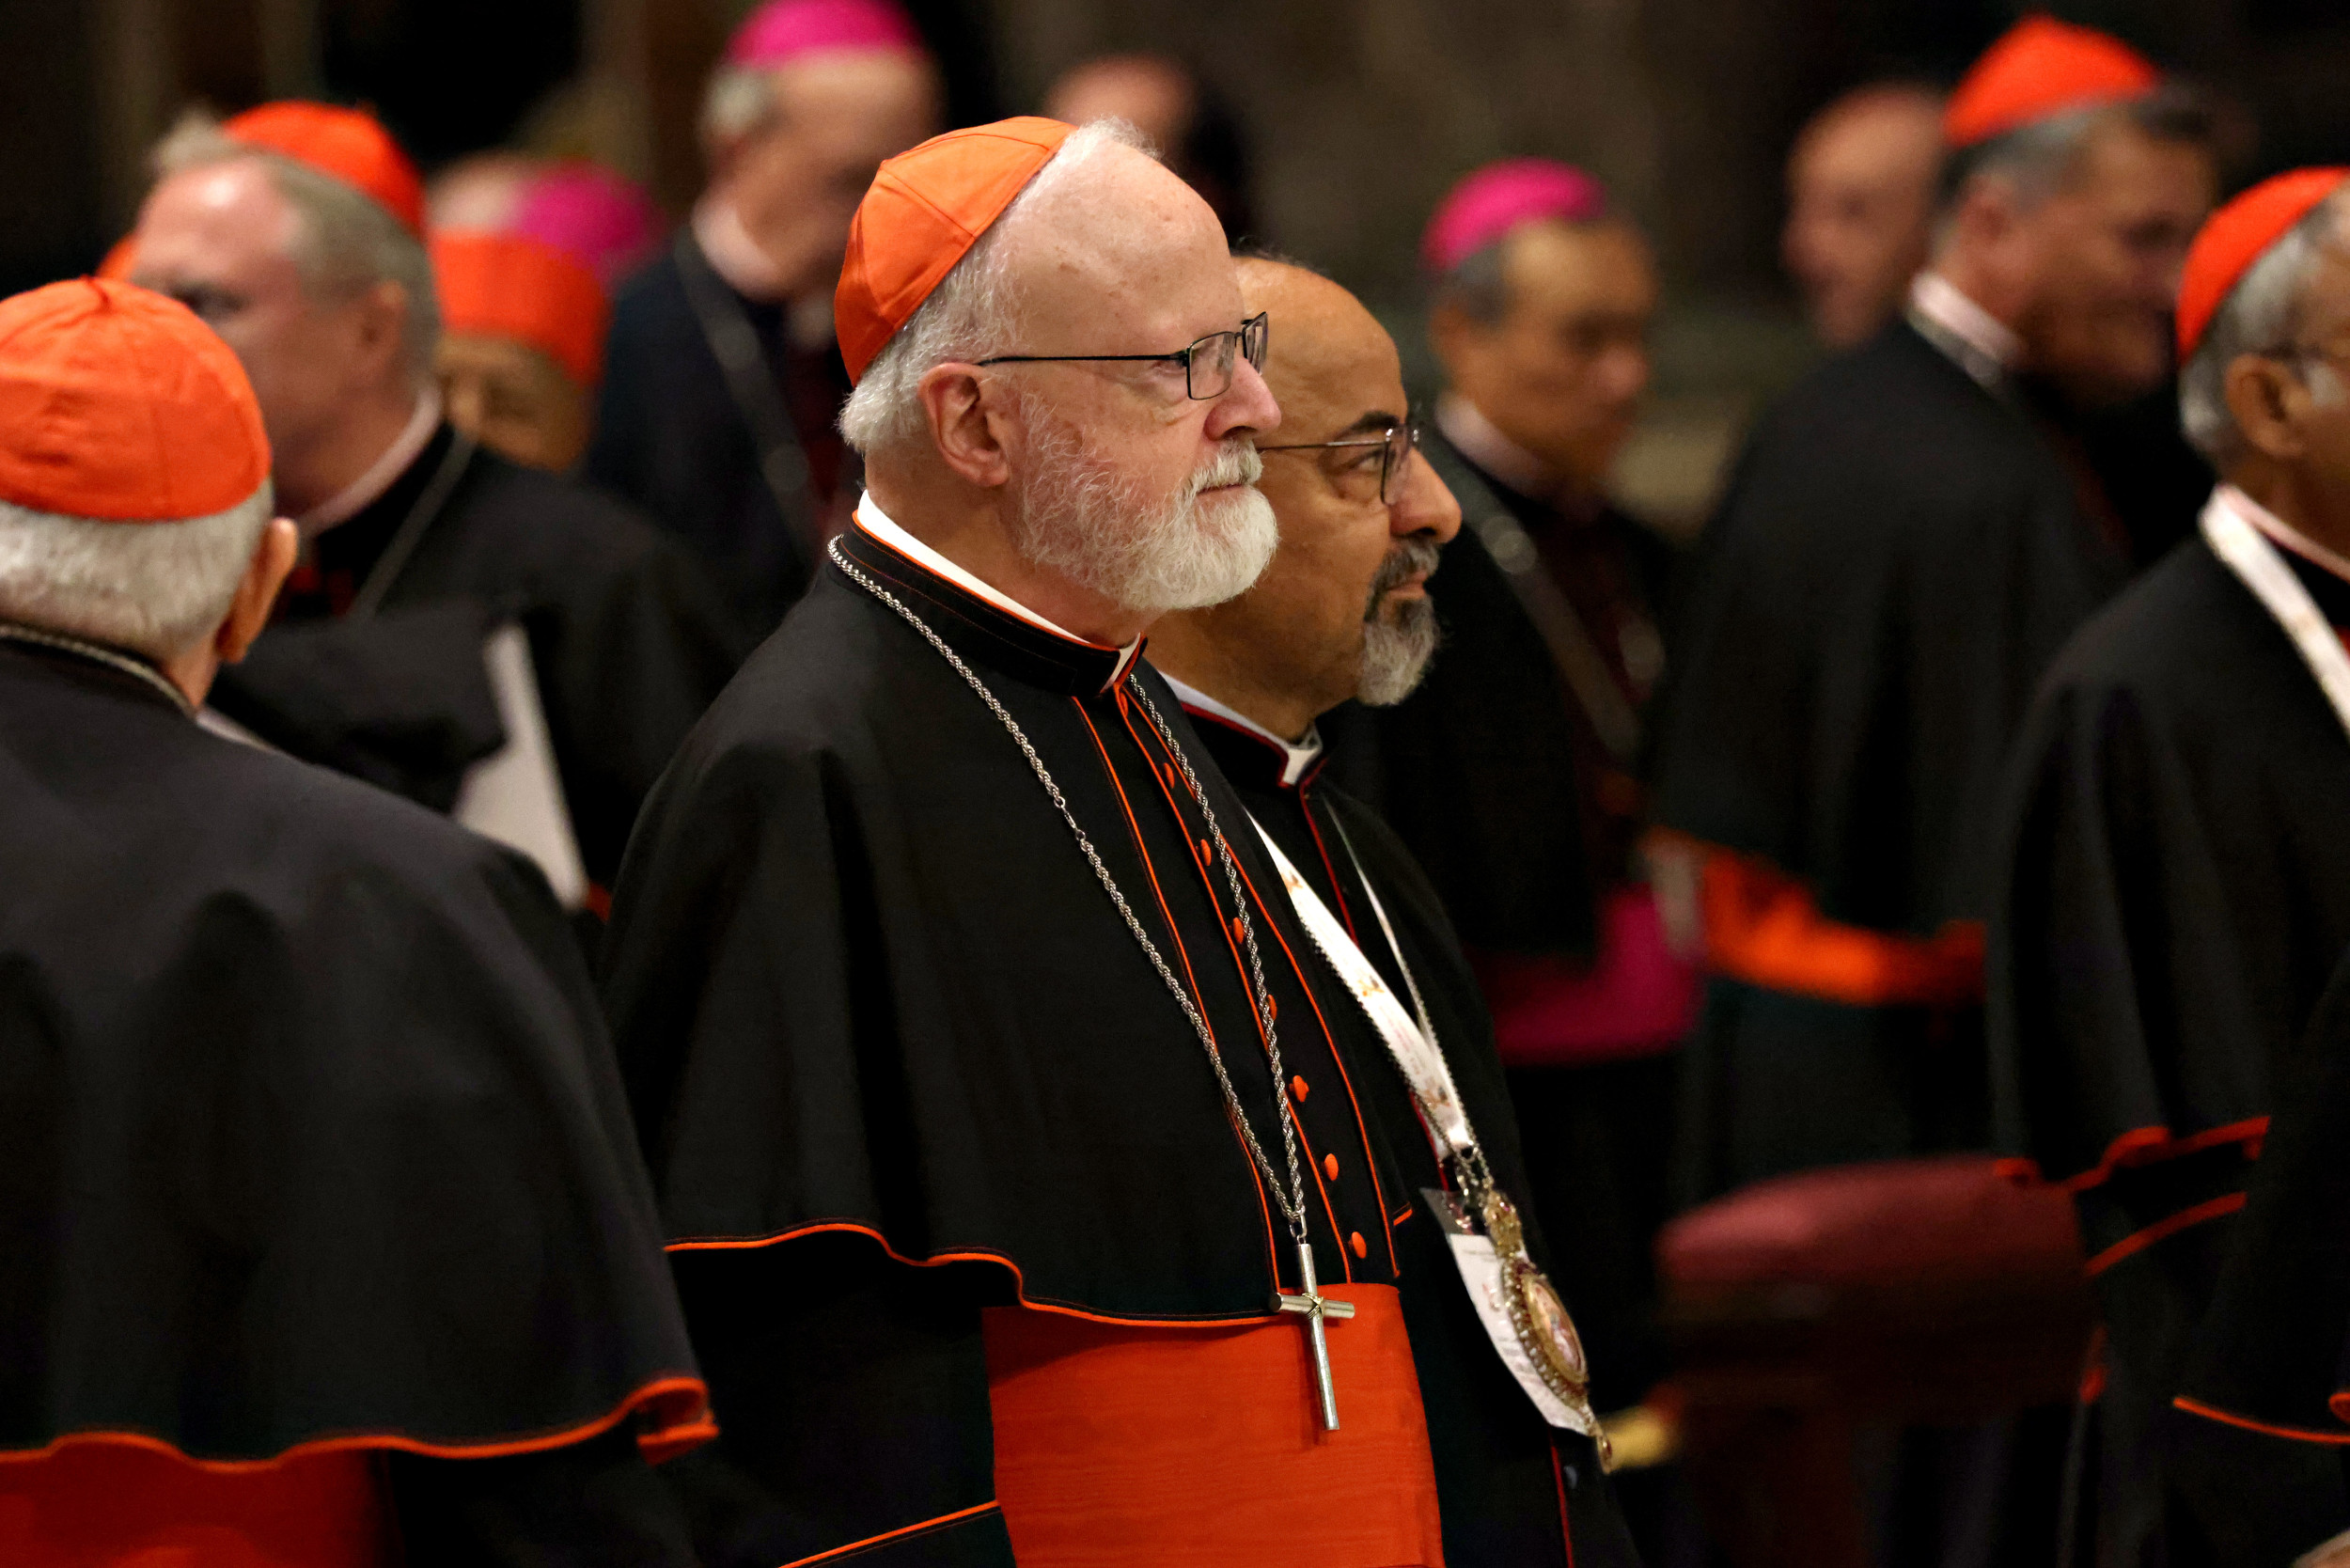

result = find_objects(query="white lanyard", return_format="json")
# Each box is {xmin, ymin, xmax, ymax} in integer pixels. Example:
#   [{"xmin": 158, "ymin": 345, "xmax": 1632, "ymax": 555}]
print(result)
[
  {"xmin": 1250, "ymin": 812, "xmax": 1608, "ymax": 1444},
  {"xmin": 1250, "ymin": 819, "xmax": 1478, "ymax": 1165},
  {"xmin": 2201, "ymin": 491, "xmax": 2350, "ymax": 744}
]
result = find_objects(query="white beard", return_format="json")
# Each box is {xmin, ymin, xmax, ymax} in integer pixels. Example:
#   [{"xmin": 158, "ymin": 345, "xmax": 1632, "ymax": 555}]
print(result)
[{"xmin": 1010, "ymin": 400, "xmax": 1278, "ymax": 614}]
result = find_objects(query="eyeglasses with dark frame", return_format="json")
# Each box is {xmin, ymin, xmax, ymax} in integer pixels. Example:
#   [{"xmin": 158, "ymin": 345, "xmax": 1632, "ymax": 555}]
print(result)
[
  {"xmin": 1259, "ymin": 419, "xmax": 1422, "ymax": 505},
  {"xmin": 976, "ymin": 313, "xmax": 1270, "ymax": 401}
]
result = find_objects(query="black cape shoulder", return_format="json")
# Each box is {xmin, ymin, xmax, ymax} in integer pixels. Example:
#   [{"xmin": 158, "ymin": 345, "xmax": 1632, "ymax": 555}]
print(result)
[{"xmin": 0, "ymin": 647, "xmax": 706, "ymax": 1463}]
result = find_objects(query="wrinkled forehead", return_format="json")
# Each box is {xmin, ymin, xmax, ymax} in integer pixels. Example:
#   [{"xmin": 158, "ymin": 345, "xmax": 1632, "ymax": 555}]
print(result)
[
  {"xmin": 997, "ymin": 146, "xmax": 1240, "ymax": 350},
  {"xmin": 134, "ymin": 159, "xmax": 302, "ymax": 277}
]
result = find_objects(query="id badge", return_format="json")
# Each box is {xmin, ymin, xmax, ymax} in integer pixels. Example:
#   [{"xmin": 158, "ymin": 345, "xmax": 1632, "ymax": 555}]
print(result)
[{"xmin": 1423, "ymin": 1188, "xmax": 1598, "ymax": 1436}]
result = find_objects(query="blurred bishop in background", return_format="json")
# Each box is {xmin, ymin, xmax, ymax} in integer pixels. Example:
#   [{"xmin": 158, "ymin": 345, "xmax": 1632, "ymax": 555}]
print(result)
[
  {"xmin": 1653, "ymin": 16, "xmax": 2216, "ymax": 1209},
  {"xmin": 587, "ymin": 0, "xmax": 941, "ymax": 634},
  {"xmin": 1652, "ymin": 23, "xmax": 2216, "ymax": 1551},
  {"xmin": 433, "ymin": 163, "xmax": 665, "ymax": 473},
  {"xmin": 127, "ymin": 102, "xmax": 743, "ymax": 920},
  {"xmin": 1782, "ymin": 81, "xmax": 1945, "ymax": 349},
  {"xmin": 1042, "ymin": 53, "xmax": 1257, "ymax": 241},
  {"xmin": 0, "ymin": 276, "xmax": 710, "ymax": 1566}
]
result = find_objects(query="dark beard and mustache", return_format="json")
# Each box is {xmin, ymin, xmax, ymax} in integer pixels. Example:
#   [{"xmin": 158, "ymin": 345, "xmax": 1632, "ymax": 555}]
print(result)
[
  {"xmin": 1355, "ymin": 536, "xmax": 1442, "ymax": 707},
  {"xmin": 1008, "ymin": 393, "xmax": 1279, "ymax": 614}
]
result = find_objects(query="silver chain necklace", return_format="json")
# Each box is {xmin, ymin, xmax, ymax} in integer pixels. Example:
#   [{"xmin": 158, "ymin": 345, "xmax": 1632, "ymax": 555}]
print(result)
[{"xmin": 828, "ymin": 537, "xmax": 1310, "ymax": 1245}]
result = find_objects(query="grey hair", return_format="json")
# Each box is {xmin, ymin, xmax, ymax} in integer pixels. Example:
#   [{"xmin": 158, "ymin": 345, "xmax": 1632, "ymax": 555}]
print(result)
[
  {"xmin": 2180, "ymin": 187, "xmax": 2350, "ymax": 462},
  {"xmin": 838, "ymin": 118, "xmax": 1155, "ymax": 457},
  {"xmin": 700, "ymin": 65, "xmax": 781, "ymax": 154},
  {"xmin": 1935, "ymin": 86, "xmax": 2212, "ymax": 233},
  {"xmin": 0, "ymin": 484, "xmax": 275, "ymax": 662},
  {"xmin": 151, "ymin": 113, "xmax": 439, "ymax": 387}
]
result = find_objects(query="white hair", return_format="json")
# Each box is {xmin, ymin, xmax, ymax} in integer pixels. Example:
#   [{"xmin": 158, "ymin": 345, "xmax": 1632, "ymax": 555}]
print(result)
[
  {"xmin": 2181, "ymin": 188, "xmax": 2350, "ymax": 462},
  {"xmin": 838, "ymin": 119, "xmax": 1153, "ymax": 456},
  {"xmin": 151, "ymin": 113, "xmax": 440, "ymax": 388},
  {"xmin": 0, "ymin": 485, "xmax": 275, "ymax": 662}
]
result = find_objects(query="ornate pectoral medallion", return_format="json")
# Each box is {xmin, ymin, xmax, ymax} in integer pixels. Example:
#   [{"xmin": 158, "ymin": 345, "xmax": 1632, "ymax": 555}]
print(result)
[
  {"xmin": 1434, "ymin": 1185, "xmax": 1612, "ymax": 1466},
  {"xmin": 1480, "ymin": 1191, "xmax": 1601, "ymax": 1429}
]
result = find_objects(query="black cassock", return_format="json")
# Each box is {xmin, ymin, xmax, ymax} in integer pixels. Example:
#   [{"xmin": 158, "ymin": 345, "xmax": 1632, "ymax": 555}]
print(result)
[
  {"xmin": 2166, "ymin": 953, "xmax": 2350, "ymax": 1564},
  {"xmin": 587, "ymin": 233, "xmax": 857, "ymax": 633},
  {"xmin": 208, "ymin": 421, "xmax": 745, "ymax": 901},
  {"xmin": 0, "ymin": 635, "xmax": 706, "ymax": 1560},
  {"xmin": 1652, "ymin": 318, "xmax": 2127, "ymax": 1200},
  {"xmin": 1989, "ymin": 527, "xmax": 2350, "ymax": 1567},
  {"xmin": 1179, "ymin": 698, "xmax": 1637, "ymax": 1568},
  {"xmin": 602, "ymin": 525, "xmax": 1629, "ymax": 1568}
]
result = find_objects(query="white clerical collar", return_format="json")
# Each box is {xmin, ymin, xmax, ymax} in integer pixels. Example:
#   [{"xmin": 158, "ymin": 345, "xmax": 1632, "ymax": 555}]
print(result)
[
  {"xmin": 853, "ymin": 494, "xmax": 1145, "ymax": 661},
  {"xmin": 2212, "ymin": 482, "xmax": 2350, "ymax": 588},
  {"xmin": 1159, "ymin": 673, "xmax": 1324, "ymax": 788},
  {"xmin": 297, "ymin": 388, "xmax": 443, "ymax": 538},
  {"xmin": 1437, "ymin": 392, "xmax": 1568, "ymax": 506},
  {"xmin": 1907, "ymin": 272, "xmax": 2023, "ymax": 390},
  {"xmin": 693, "ymin": 196, "xmax": 790, "ymax": 304}
]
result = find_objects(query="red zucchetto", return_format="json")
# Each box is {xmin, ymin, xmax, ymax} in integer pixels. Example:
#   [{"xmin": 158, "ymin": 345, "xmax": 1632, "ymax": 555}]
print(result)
[
  {"xmin": 1943, "ymin": 16, "xmax": 2160, "ymax": 150},
  {"xmin": 2175, "ymin": 167, "xmax": 2350, "ymax": 361},
  {"xmin": 222, "ymin": 102, "xmax": 426, "ymax": 237},
  {"xmin": 834, "ymin": 117, "xmax": 1074, "ymax": 384},
  {"xmin": 431, "ymin": 231, "xmax": 611, "ymax": 387},
  {"xmin": 0, "ymin": 278, "xmax": 270, "ymax": 523}
]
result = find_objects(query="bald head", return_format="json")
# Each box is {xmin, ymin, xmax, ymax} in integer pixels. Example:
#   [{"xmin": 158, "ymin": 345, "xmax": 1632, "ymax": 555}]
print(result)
[
  {"xmin": 1784, "ymin": 84, "xmax": 1945, "ymax": 347},
  {"xmin": 1237, "ymin": 259, "xmax": 1395, "ymax": 435},
  {"xmin": 993, "ymin": 137, "xmax": 1238, "ymax": 359}
]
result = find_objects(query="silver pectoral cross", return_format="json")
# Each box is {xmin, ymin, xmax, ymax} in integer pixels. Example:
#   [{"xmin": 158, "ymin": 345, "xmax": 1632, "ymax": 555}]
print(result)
[{"xmin": 1275, "ymin": 1241, "xmax": 1356, "ymax": 1431}]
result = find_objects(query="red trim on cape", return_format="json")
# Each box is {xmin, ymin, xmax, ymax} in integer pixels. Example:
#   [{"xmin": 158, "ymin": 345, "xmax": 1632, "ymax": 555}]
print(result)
[
  {"xmin": 2083, "ymin": 1192, "xmax": 2248, "ymax": 1278},
  {"xmin": 666, "ymin": 1219, "xmax": 1295, "ymax": 1328},
  {"xmin": 2174, "ymin": 1396, "xmax": 2350, "ymax": 1446},
  {"xmin": 0, "ymin": 1374, "xmax": 714, "ymax": 1470},
  {"xmin": 2001, "ymin": 1117, "xmax": 2271, "ymax": 1193}
]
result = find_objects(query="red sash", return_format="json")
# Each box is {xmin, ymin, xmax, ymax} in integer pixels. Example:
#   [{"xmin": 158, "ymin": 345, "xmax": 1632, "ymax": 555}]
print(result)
[{"xmin": 984, "ymin": 1285, "xmax": 1446, "ymax": 1567}]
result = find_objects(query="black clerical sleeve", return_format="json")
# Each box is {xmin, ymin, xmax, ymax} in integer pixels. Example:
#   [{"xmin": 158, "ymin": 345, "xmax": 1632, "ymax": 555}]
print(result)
[{"xmin": 1, "ymin": 641, "xmax": 713, "ymax": 1566}]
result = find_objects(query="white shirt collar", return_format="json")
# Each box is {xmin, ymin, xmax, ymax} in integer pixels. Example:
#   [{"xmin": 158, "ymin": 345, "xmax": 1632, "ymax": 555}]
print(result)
[
  {"xmin": 2212, "ymin": 482, "xmax": 2350, "ymax": 588},
  {"xmin": 853, "ymin": 494, "xmax": 1144, "ymax": 660},
  {"xmin": 1158, "ymin": 673, "xmax": 1324, "ymax": 788},
  {"xmin": 693, "ymin": 195, "xmax": 790, "ymax": 304},
  {"xmin": 297, "ymin": 388, "xmax": 443, "ymax": 538},
  {"xmin": 1436, "ymin": 391, "xmax": 1566, "ymax": 505},
  {"xmin": 1907, "ymin": 272, "xmax": 2024, "ymax": 390}
]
